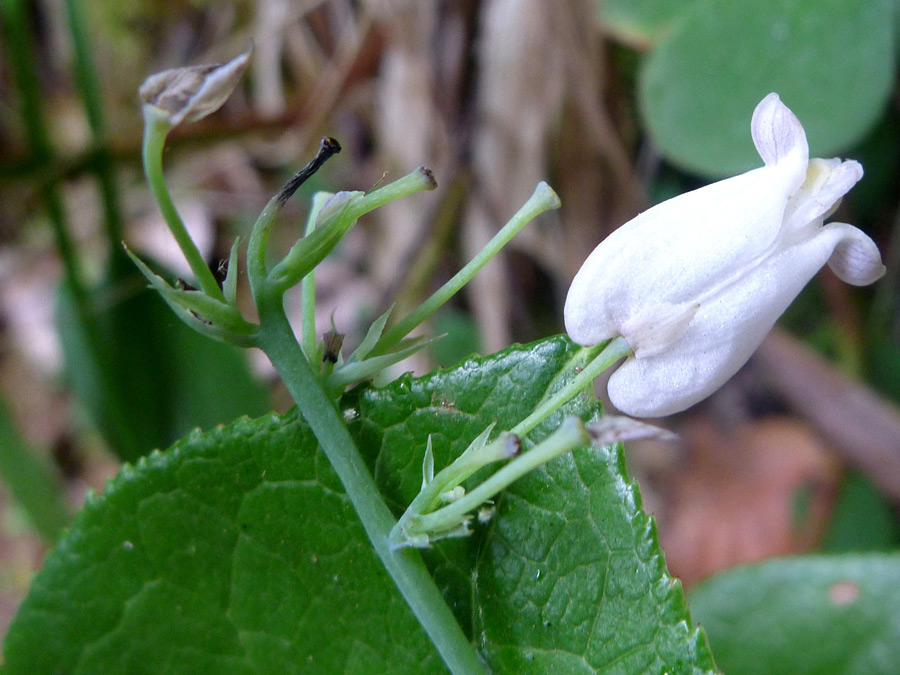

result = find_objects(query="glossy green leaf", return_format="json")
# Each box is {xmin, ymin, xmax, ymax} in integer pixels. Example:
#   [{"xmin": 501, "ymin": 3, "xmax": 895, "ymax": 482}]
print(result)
[
  {"xmin": 640, "ymin": 0, "xmax": 895, "ymax": 177},
  {"xmin": 55, "ymin": 268, "xmax": 270, "ymax": 462},
  {"xmin": 2, "ymin": 410, "xmax": 442, "ymax": 674},
  {"xmin": 4, "ymin": 337, "xmax": 715, "ymax": 673},
  {"xmin": 473, "ymin": 349, "xmax": 713, "ymax": 672},
  {"xmin": 690, "ymin": 554, "xmax": 900, "ymax": 674}
]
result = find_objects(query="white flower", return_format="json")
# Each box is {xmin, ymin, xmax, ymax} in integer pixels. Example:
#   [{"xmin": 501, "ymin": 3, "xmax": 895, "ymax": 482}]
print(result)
[{"xmin": 564, "ymin": 93, "xmax": 884, "ymax": 418}]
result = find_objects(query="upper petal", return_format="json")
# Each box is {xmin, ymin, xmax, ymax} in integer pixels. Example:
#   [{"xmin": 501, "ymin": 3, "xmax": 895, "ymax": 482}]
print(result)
[
  {"xmin": 751, "ymin": 93, "xmax": 809, "ymax": 194},
  {"xmin": 565, "ymin": 165, "xmax": 793, "ymax": 347}
]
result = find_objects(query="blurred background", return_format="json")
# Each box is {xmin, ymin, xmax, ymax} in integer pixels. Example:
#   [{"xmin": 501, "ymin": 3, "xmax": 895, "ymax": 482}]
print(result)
[{"xmin": 0, "ymin": 0, "xmax": 898, "ymax": 646}]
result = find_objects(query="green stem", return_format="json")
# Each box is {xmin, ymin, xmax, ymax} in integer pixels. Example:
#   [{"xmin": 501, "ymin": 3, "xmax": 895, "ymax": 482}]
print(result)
[
  {"xmin": 141, "ymin": 107, "xmax": 224, "ymax": 301},
  {"xmin": 252, "ymin": 283, "xmax": 484, "ymax": 674},
  {"xmin": 301, "ymin": 193, "xmax": 331, "ymax": 362},
  {"xmin": 394, "ymin": 338, "xmax": 632, "ymax": 546},
  {"xmin": 63, "ymin": 0, "xmax": 124, "ymax": 249},
  {"xmin": 512, "ymin": 337, "xmax": 632, "ymax": 437},
  {"xmin": 414, "ymin": 418, "xmax": 589, "ymax": 535},
  {"xmin": 0, "ymin": 0, "xmax": 85, "ymax": 299},
  {"xmin": 373, "ymin": 181, "xmax": 561, "ymax": 355}
]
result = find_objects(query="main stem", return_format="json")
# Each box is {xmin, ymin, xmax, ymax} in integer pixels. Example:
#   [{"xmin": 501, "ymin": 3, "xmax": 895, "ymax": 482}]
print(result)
[{"xmin": 254, "ymin": 288, "xmax": 484, "ymax": 674}]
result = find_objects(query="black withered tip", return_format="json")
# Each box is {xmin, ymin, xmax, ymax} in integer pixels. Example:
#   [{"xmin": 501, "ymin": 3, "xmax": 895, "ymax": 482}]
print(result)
[{"xmin": 276, "ymin": 137, "xmax": 342, "ymax": 205}]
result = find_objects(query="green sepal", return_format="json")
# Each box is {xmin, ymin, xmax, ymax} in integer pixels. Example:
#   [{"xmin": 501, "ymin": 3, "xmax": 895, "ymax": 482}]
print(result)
[
  {"xmin": 346, "ymin": 304, "xmax": 395, "ymax": 364},
  {"xmin": 268, "ymin": 191, "xmax": 363, "ymax": 292},
  {"xmin": 126, "ymin": 247, "xmax": 258, "ymax": 347},
  {"xmin": 222, "ymin": 237, "xmax": 240, "ymax": 306},
  {"xmin": 421, "ymin": 436, "xmax": 434, "ymax": 489},
  {"xmin": 323, "ymin": 334, "xmax": 439, "ymax": 393}
]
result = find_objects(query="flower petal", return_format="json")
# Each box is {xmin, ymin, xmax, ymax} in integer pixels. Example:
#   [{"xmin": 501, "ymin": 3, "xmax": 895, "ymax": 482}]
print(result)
[
  {"xmin": 565, "ymin": 165, "xmax": 793, "ymax": 347},
  {"xmin": 607, "ymin": 221, "xmax": 881, "ymax": 417},
  {"xmin": 783, "ymin": 159, "xmax": 863, "ymax": 234},
  {"xmin": 824, "ymin": 223, "xmax": 885, "ymax": 285},
  {"xmin": 751, "ymin": 93, "xmax": 809, "ymax": 193},
  {"xmin": 565, "ymin": 96, "xmax": 820, "ymax": 350}
]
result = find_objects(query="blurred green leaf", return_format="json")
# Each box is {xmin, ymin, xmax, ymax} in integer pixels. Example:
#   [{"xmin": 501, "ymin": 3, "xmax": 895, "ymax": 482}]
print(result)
[
  {"xmin": 690, "ymin": 554, "xmax": 900, "ymax": 674},
  {"xmin": 55, "ymin": 268, "xmax": 269, "ymax": 463},
  {"xmin": 3, "ymin": 337, "xmax": 715, "ymax": 673},
  {"xmin": 845, "ymin": 114, "xmax": 900, "ymax": 230},
  {"xmin": 597, "ymin": 0, "xmax": 702, "ymax": 47},
  {"xmin": 0, "ymin": 396, "xmax": 70, "ymax": 541},
  {"xmin": 428, "ymin": 309, "xmax": 482, "ymax": 367},
  {"xmin": 823, "ymin": 472, "xmax": 900, "ymax": 552},
  {"xmin": 640, "ymin": 0, "xmax": 895, "ymax": 177},
  {"xmin": 866, "ymin": 339, "xmax": 900, "ymax": 404}
]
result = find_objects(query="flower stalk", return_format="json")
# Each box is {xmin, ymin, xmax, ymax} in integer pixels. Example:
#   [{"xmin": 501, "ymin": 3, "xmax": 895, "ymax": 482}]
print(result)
[
  {"xmin": 511, "ymin": 337, "xmax": 632, "ymax": 437},
  {"xmin": 301, "ymin": 192, "xmax": 331, "ymax": 362},
  {"xmin": 372, "ymin": 181, "xmax": 561, "ymax": 356},
  {"xmin": 389, "ymin": 336, "xmax": 644, "ymax": 550},
  {"xmin": 141, "ymin": 106, "xmax": 225, "ymax": 300}
]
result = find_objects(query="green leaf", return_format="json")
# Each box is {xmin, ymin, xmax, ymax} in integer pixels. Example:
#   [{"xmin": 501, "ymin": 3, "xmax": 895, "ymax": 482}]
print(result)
[
  {"xmin": 56, "ymin": 268, "xmax": 270, "ymax": 462},
  {"xmin": 689, "ymin": 554, "xmax": 900, "ymax": 674},
  {"xmin": 823, "ymin": 472, "xmax": 900, "ymax": 552},
  {"xmin": 2, "ymin": 411, "xmax": 443, "ymax": 674},
  {"xmin": 640, "ymin": 0, "xmax": 895, "ymax": 177},
  {"xmin": 4, "ymin": 336, "xmax": 715, "ymax": 673},
  {"xmin": 472, "ymin": 350, "xmax": 713, "ymax": 672},
  {"xmin": 597, "ymin": 0, "xmax": 702, "ymax": 47},
  {"xmin": 428, "ymin": 309, "xmax": 482, "ymax": 368},
  {"xmin": 0, "ymin": 394, "xmax": 70, "ymax": 542}
]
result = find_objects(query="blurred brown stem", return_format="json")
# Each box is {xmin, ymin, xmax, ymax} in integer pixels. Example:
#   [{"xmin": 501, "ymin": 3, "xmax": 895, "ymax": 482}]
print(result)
[{"xmin": 756, "ymin": 328, "xmax": 900, "ymax": 502}]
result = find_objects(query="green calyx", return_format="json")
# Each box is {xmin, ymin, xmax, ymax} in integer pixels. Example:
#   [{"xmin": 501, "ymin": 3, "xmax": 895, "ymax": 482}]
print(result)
[
  {"xmin": 125, "ymin": 246, "xmax": 259, "ymax": 347},
  {"xmin": 265, "ymin": 166, "xmax": 438, "ymax": 294}
]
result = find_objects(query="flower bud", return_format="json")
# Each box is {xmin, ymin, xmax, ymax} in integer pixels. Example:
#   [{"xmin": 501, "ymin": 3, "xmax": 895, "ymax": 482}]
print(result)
[{"xmin": 139, "ymin": 49, "xmax": 251, "ymax": 127}]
